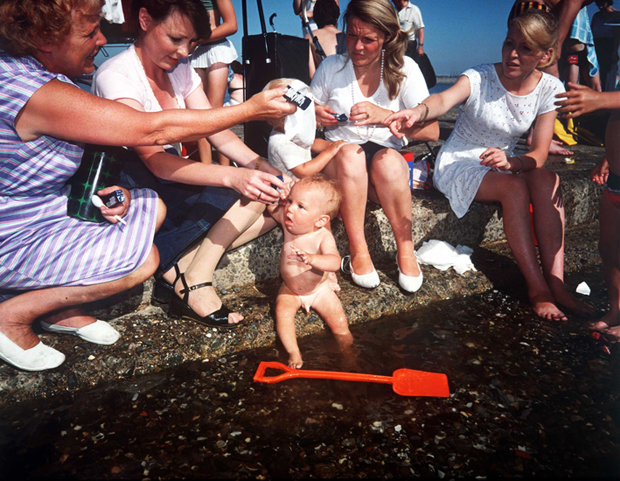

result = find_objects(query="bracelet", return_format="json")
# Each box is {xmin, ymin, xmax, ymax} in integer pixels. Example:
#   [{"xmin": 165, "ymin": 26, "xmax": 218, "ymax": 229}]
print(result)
[
  {"xmin": 418, "ymin": 102, "xmax": 430, "ymax": 123},
  {"xmin": 514, "ymin": 156, "xmax": 525, "ymax": 174},
  {"xmin": 254, "ymin": 157, "xmax": 263, "ymax": 171}
]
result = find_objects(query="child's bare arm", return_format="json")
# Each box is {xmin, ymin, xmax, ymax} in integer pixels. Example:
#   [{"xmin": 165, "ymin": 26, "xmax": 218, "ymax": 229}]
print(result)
[
  {"xmin": 289, "ymin": 244, "xmax": 340, "ymax": 272},
  {"xmin": 291, "ymin": 140, "xmax": 346, "ymax": 178}
]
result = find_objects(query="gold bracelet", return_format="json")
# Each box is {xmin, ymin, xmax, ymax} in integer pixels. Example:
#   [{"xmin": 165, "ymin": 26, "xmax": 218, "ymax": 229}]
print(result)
[
  {"xmin": 418, "ymin": 102, "xmax": 430, "ymax": 123},
  {"xmin": 254, "ymin": 157, "xmax": 263, "ymax": 170}
]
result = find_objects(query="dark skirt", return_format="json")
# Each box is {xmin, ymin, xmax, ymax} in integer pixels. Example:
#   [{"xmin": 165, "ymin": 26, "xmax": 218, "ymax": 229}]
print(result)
[{"xmin": 118, "ymin": 150, "xmax": 241, "ymax": 272}]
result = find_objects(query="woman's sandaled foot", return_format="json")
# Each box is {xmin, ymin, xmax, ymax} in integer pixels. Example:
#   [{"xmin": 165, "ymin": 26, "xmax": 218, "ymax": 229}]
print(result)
[
  {"xmin": 531, "ymin": 295, "xmax": 567, "ymax": 321},
  {"xmin": 342, "ymin": 254, "xmax": 380, "ymax": 289},
  {"xmin": 171, "ymin": 274, "xmax": 243, "ymax": 327}
]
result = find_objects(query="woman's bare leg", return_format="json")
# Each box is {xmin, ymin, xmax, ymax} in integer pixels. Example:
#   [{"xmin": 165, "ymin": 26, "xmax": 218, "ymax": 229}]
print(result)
[
  {"xmin": 594, "ymin": 190, "xmax": 620, "ymax": 333},
  {"xmin": 168, "ymin": 199, "xmax": 267, "ymax": 323},
  {"xmin": 322, "ymin": 144, "xmax": 372, "ymax": 275},
  {"xmin": 524, "ymin": 168, "xmax": 593, "ymax": 314},
  {"xmin": 367, "ymin": 149, "xmax": 420, "ymax": 277},
  {"xmin": 475, "ymin": 171, "xmax": 566, "ymax": 320}
]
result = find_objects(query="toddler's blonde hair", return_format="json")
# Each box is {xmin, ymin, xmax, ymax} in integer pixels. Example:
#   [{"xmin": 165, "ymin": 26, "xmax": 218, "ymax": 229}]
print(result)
[{"xmin": 295, "ymin": 174, "xmax": 342, "ymax": 220}]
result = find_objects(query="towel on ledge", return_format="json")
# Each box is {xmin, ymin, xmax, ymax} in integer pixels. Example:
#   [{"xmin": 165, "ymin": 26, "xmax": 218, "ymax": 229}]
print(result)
[{"xmin": 416, "ymin": 240, "xmax": 476, "ymax": 275}]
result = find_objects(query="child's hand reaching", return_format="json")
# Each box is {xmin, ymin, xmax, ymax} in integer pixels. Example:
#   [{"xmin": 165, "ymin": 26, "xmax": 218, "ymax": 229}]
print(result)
[
  {"xmin": 592, "ymin": 158, "xmax": 609, "ymax": 185},
  {"xmin": 288, "ymin": 245, "xmax": 314, "ymax": 266}
]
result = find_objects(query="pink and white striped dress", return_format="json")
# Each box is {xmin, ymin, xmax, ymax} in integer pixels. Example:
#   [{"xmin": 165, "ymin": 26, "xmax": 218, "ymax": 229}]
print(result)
[{"xmin": 0, "ymin": 53, "xmax": 158, "ymax": 301}]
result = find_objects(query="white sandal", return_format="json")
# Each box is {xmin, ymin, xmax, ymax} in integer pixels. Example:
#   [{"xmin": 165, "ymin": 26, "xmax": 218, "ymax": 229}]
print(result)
[
  {"xmin": 40, "ymin": 319, "xmax": 120, "ymax": 345},
  {"xmin": 341, "ymin": 255, "xmax": 380, "ymax": 289},
  {"xmin": 396, "ymin": 255, "xmax": 423, "ymax": 293},
  {"xmin": 0, "ymin": 332, "xmax": 65, "ymax": 371}
]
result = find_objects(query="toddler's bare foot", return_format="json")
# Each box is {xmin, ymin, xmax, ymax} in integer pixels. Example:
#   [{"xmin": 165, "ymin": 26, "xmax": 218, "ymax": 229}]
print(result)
[
  {"xmin": 288, "ymin": 351, "xmax": 303, "ymax": 369},
  {"xmin": 531, "ymin": 295, "xmax": 567, "ymax": 321},
  {"xmin": 590, "ymin": 311, "xmax": 620, "ymax": 331}
]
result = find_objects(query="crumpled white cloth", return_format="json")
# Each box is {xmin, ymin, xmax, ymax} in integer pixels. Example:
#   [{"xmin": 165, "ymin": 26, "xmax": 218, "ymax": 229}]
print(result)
[
  {"xmin": 102, "ymin": 0, "xmax": 125, "ymax": 24},
  {"xmin": 416, "ymin": 240, "xmax": 476, "ymax": 275}
]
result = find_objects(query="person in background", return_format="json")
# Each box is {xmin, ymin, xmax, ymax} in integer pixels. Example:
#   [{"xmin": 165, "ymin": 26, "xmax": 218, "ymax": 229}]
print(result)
[
  {"xmin": 0, "ymin": 0, "xmax": 292, "ymax": 371},
  {"xmin": 93, "ymin": 0, "xmax": 295, "ymax": 329},
  {"xmin": 591, "ymin": 0, "xmax": 620, "ymax": 91},
  {"xmin": 224, "ymin": 60, "xmax": 244, "ymax": 106},
  {"xmin": 311, "ymin": 0, "xmax": 439, "ymax": 293},
  {"xmin": 561, "ymin": 6, "xmax": 602, "ymax": 91},
  {"xmin": 391, "ymin": 0, "xmax": 425, "ymax": 60},
  {"xmin": 556, "ymin": 81, "xmax": 620, "ymax": 341},
  {"xmin": 191, "ymin": 0, "xmax": 239, "ymax": 166},
  {"xmin": 385, "ymin": 10, "xmax": 593, "ymax": 320},
  {"xmin": 305, "ymin": 0, "xmax": 342, "ymax": 77},
  {"xmin": 294, "ymin": 0, "xmax": 340, "ymax": 36}
]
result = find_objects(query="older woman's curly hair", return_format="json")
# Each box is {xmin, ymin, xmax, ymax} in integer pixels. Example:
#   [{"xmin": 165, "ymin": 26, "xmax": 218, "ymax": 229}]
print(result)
[
  {"xmin": 343, "ymin": 0, "xmax": 409, "ymax": 100},
  {"xmin": 0, "ymin": 0, "xmax": 104, "ymax": 57}
]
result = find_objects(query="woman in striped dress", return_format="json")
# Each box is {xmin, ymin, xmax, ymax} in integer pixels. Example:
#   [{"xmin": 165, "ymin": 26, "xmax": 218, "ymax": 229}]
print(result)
[{"xmin": 0, "ymin": 0, "xmax": 293, "ymax": 372}]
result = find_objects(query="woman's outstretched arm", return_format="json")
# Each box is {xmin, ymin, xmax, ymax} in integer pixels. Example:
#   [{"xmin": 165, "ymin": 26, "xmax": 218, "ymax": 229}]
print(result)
[{"xmin": 383, "ymin": 74, "xmax": 471, "ymax": 139}]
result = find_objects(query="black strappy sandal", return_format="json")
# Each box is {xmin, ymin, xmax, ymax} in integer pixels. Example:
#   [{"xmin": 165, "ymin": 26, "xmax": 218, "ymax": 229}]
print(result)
[
  {"xmin": 152, "ymin": 264, "xmax": 182, "ymax": 304},
  {"xmin": 168, "ymin": 273, "xmax": 242, "ymax": 329}
]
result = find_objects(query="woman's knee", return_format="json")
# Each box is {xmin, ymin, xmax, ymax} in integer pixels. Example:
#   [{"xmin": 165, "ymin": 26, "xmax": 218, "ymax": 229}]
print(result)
[
  {"xmin": 334, "ymin": 143, "xmax": 367, "ymax": 177},
  {"xmin": 369, "ymin": 149, "xmax": 407, "ymax": 183},
  {"xmin": 132, "ymin": 247, "xmax": 160, "ymax": 285}
]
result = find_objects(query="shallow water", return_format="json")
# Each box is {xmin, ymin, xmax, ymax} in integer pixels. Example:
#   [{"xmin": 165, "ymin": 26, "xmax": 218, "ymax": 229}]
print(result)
[{"xmin": 0, "ymin": 268, "xmax": 618, "ymax": 479}]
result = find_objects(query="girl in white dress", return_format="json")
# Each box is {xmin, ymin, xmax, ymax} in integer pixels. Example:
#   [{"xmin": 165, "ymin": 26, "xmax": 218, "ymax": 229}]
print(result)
[{"xmin": 385, "ymin": 10, "xmax": 592, "ymax": 320}]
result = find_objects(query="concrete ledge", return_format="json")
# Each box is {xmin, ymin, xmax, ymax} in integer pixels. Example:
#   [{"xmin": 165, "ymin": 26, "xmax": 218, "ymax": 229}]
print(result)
[{"xmin": 0, "ymin": 116, "xmax": 606, "ymax": 405}]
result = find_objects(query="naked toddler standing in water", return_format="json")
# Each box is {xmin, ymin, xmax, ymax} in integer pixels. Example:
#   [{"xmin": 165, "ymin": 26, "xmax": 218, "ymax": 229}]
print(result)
[{"xmin": 268, "ymin": 175, "xmax": 351, "ymax": 368}]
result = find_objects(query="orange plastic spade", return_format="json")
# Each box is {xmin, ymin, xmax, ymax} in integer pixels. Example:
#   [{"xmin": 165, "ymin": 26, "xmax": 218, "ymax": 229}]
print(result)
[{"xmin": 253, "ymin": 362, "xmax": 450, "ymax": 397}]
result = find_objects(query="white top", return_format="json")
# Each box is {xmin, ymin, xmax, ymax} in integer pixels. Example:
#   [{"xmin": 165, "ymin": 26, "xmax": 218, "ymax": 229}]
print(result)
[
  {"xmin": 268, "ymin": 80, "xmax": 315, "ymax": 178},
  {"xmin": 310, "ymin": 54, "xmax": 429, "ymax": 149},
  {"xmin": 397, "ymin": 2, "xmax": 424, "ymax": 42},
  {"xmin": 433, "ymin": 64, "xmax": 565, "ymax": 218},
  {"xmin": 92, "ymin": 45, "xmax": 202, "ymax": 154}
]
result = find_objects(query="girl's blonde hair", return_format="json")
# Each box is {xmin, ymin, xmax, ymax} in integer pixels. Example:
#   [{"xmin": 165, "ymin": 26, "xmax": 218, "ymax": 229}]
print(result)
[
  {"xmin": 0, "ymin": 0, "xmax": 104, "ymax": 56},
  {"xmin": 343, "ymin": 0, "xmax": 409, "ymax": 100},
  {"xmin": 509, "ymin": 10, "xmax": 559, "ymax": 68}
]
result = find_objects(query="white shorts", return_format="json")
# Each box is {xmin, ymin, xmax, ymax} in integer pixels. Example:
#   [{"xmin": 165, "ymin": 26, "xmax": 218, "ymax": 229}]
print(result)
[{"xmin": 191, "ymin": 38, "xmax": 238, "ymax": 69}]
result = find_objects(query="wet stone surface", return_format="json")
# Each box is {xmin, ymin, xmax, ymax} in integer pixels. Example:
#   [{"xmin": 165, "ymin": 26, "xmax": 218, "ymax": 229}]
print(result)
[{"xmin": 0, "ymin": 266, "xmax": 618, "ymax": 479}]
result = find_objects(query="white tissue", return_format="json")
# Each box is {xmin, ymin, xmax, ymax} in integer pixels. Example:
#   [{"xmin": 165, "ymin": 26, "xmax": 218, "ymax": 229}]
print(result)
[
  {"xmin": 416, "ymin": 240, "xmax": 476, "ymax": 276},
  {"xmin": 576, "ymin": 281, "xmax": 591, "ymax": 296}
]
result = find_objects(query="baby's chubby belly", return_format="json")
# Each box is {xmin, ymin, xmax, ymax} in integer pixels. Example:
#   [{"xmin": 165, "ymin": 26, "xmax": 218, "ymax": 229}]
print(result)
[{"xmin": 280, "ymin": 257, "xmax": 327, "ymax": 295}]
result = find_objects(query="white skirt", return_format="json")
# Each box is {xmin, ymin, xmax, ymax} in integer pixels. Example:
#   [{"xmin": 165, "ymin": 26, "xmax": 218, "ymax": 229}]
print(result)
[{"xmin": 191, "ymin": 39, "xmax": 238, "ymax": 69}]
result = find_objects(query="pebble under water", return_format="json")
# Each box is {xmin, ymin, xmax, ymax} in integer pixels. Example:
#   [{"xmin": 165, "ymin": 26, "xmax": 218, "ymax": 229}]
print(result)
[{"xmin": 0, "ymin": 268, "xmax": 618, "ymax": 479}]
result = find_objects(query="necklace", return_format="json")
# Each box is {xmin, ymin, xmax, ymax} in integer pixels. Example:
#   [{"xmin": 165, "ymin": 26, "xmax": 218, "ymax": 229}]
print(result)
[{"xmin": 350, "ymin": 49, "xmax": 384, "ymax": 143}]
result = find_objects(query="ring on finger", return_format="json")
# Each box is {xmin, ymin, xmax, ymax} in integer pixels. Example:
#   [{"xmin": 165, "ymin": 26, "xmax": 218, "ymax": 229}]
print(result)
[
  {"xmin": 258, "ymin": 192, "xmax": 262, "ymax": 200},
  {"xmin": 365, "ymin": 112, "xmax": 369, "ymax": 119}
]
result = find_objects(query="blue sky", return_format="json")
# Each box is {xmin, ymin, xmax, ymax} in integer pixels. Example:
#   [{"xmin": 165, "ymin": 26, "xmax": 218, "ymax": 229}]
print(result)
[
  {"xmin": 225, "ymin": 0, "xmax": 600, "ymax": 75},
  {"xmin": 99, "ymin": 1, "xmax": 600, "ymax": 76}
]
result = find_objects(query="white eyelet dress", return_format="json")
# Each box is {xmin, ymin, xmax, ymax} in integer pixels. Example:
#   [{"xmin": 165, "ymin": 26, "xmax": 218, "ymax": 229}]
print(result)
[{"xmin": 433, "ymin": 64, "xmax": 564, "ymax": 219}]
